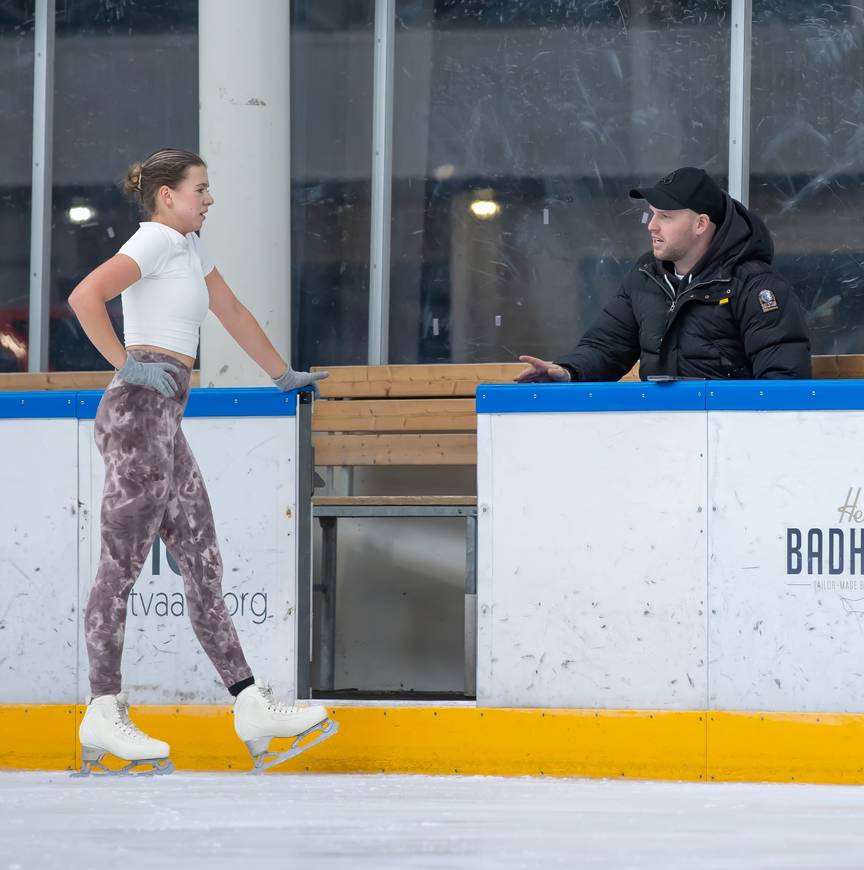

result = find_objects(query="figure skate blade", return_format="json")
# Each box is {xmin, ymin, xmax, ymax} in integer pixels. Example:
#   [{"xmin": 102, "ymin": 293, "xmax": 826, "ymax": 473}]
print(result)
[
  {"xmin": 247, "ymin": 718, "xmax": 339, "ymax": 774},
  {"xmin": 71, "ymin": 748, "xmax": 175, "ymax": 778}
]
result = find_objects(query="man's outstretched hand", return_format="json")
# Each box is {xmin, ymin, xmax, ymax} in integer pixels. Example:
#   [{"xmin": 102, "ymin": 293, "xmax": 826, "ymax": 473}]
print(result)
[{"xmin": 514, "ymin": 356, "xmax": 572, "ymax": 383}]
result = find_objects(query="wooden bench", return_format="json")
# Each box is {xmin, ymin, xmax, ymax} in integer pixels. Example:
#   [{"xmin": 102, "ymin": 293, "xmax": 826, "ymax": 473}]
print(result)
[
  {"xmin": 0, "ymin": 370, "xmax": 201, "ymax": 390},
  {"xmin": 0, "ymin": 351, "xmax": 852, "ymax": 393}
]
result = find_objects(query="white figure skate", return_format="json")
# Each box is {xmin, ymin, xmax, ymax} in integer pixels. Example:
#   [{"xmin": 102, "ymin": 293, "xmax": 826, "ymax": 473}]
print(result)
[
  {"xmin": 234, "ymin": 683, "xmax": 339, "ymax": 773},
  {"xmin": 73, "ymin": 692, "xmax": 174, "ymax": 777}
]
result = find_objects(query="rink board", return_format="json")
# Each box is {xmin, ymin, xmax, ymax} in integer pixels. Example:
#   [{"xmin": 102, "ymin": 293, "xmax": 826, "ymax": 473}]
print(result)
[
  {"xmin": 477, "ymin": 380, "xmax": 864, "ymax": 714},
  {"xmin": 6, "ymin": 703, "xmax": 864, "ymax": 784},
  {"xmin": 8, "ymin": 380, "xmax": 864, "ymax": 782},
  {"xmin": 0, "ymin": 388, "xmax": 304, "ymax": 706},
  {"xmin": 476, "ymin": 406, "xmax": 708, "ymax": 710},
  {"xmin": 708, "ymin": 409, "xmax": 864, "ymax": 713},
  {"xmin": 0, "ymin": 413, "xmax": 79, "ymax": 704}
]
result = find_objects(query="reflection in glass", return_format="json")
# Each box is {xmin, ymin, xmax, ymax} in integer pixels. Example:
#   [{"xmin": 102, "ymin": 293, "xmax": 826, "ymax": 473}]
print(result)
[
  {"xmin": 390, "ymin": 0, "xmax": 730, "ymax": 363},
  {"xmin": 50, "ymin": 0, "xmax": 198, "ymax": 371},
  {"xmin": 0, "ymin": 2, "xmax": 34, "ymax": 372},
  {"xmin": 751, "ymin": 3, "xmax": 864, "ymax": 354},
  {"xmin": 290, "ymin": 3, "xmax": 374, "ymax": 370}
]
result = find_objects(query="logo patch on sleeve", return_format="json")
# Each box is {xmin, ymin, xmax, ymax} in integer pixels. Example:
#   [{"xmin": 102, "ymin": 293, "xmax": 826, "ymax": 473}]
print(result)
[{"xmin": 758, "ymin": 289, "xmax": 779, "ymax": 313}]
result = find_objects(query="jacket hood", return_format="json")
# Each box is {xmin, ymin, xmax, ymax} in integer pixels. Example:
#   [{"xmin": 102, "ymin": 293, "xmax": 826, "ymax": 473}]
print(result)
[{"xmin": 646, "ymin": 193, "xmax": 774, "ymax": 280}]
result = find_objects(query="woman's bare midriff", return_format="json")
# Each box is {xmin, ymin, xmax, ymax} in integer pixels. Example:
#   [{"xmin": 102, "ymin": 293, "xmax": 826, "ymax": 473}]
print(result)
[{"xmin": 126, "ymin": 344, "xmax": 195, "ymax": 369}]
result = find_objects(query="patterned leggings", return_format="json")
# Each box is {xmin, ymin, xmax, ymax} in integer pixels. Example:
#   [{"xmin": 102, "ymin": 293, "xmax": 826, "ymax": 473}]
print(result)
[{"xmin": 84, "ymin": 350, "xmax": 252, "ymax": 697}]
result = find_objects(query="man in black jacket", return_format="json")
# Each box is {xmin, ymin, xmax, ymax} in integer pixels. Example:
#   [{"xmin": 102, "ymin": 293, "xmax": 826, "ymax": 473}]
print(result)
[{"xmin": 517, "ymin": 167, "xmax": 811, "ymax": 383}]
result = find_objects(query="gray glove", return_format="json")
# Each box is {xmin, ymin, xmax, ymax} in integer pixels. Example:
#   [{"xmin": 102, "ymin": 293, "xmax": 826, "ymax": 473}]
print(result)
[
  {"xmin": 272, "ymin": 366, "xmax": 329, "ymax": 393},
  {"xmin": 117, "ymin": 354, "xmax": 181, "ymax": 398}
]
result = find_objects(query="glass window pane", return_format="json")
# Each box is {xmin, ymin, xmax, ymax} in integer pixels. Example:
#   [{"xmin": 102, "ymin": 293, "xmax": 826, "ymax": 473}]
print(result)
[
  {"xmin": 750, "ymin": 3, "xmax": 864, "ymax": 354},
  {"xmin": 390, "ymin": 0, "xmax": 730, "ymax": 363},
  {"xmin": 0, "ymin": 2, "xmax": 33, "ymax": 372},
  {"xmin": 50, "ymin": 0, "xmax": 198, "ymax": 371},
  {"xmin": 290, "ymin": 2, "xmax": 374, "ymax": 370}
]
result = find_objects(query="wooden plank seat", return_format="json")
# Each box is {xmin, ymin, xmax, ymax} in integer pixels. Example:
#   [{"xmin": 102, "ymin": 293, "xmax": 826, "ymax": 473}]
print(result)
[
  {"xmin": 0, "ymin": 370, "xmax": 201, "ymax": 390},
  {"xmin": 0, "ymin": 353, "xmax": 855, "ymax": 395},
  {"xmin": 309, "ymin": 363, "xmax": 527, "ymax": 470}
]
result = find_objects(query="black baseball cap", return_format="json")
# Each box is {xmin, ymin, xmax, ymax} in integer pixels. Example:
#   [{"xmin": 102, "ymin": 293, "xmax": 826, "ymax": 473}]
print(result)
[{"xmin": 630, "ymin": 167, "xmax": 725, "ymax": 226}]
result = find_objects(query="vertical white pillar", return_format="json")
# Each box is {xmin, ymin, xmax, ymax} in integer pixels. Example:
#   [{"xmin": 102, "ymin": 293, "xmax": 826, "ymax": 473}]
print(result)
[
  {"xmin": 198, "ymin": 0, "xmax": 291, "ymax": 386},
  {"xmin": 728, "ymin": 0, "xmax": 752, "ymax": 205},
  {"xmin": 367, "ymin": 0, "xmax": 395, "ymax": 364},
  {"xmin": 27, "ymin": 0, "xmax": 54, "ymax": 372}
]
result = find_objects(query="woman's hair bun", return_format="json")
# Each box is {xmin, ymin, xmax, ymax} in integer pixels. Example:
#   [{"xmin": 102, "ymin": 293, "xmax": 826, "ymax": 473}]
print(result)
[{"xmin": 123, "ymin": 163, "xmax": 144, "ymax": 197}]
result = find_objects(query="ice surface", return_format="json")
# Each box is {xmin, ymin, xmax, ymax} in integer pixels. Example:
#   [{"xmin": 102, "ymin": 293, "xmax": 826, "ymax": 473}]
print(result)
[{"xmin": 2, "ymin": 771, "xmax": 864, "ymax": 869}]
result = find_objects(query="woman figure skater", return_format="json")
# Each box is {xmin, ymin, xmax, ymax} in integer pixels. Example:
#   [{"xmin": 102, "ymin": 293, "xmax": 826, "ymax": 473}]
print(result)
[{"xmin": 69, "ymin": 148, "xmax": 336, "ymax": 775}]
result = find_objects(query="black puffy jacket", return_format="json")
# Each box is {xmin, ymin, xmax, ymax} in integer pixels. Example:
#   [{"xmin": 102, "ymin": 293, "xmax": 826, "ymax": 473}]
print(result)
[{"xmin": 556, "ymin": 194, "xmax": 811, "ymax": 381}]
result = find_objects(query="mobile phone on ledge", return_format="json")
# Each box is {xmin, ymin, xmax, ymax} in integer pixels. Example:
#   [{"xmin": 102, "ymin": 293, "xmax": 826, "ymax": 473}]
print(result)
[{"xmin": 646, "ymin": 376, "xmax": 705, "ymax": 383}]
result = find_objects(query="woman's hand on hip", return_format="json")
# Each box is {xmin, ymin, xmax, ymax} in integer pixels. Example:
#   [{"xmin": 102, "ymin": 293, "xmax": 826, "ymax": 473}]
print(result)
[{"xmin": 118, "ymin": 355, "xmax": 182, "ymax": 398}]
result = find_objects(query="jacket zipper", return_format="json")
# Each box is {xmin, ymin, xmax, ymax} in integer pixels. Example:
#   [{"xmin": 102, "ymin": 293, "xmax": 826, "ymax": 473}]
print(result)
[
  {"xmin": 641, "ymin": 267, "xmax": 676, "ymax": 305},
  {"xmin": 639, "ymin": 268, "xmax": 734, "ymax": 348},
  {"xmin": 640, "ymin": 267, "xmax": 732, "ymax": 316}
]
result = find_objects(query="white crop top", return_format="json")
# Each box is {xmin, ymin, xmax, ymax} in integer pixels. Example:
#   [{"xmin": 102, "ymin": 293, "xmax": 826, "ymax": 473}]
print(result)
[{"xmin": 118, "ymin": 222, "xmax": 214, "ymax": 358}]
